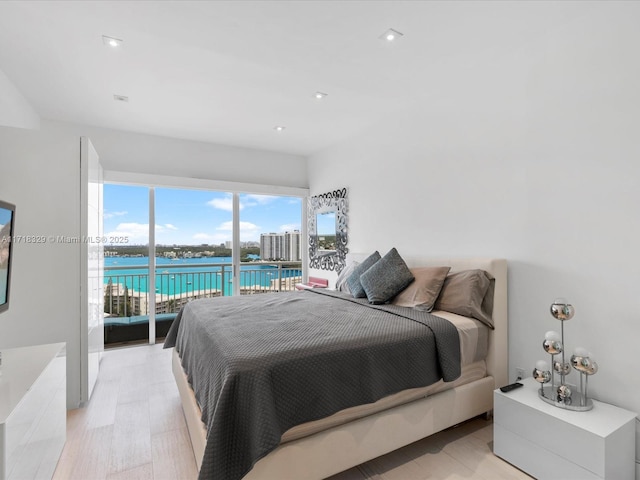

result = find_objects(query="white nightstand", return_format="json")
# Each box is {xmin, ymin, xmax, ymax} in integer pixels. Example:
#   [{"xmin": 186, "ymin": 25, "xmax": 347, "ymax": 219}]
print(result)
[{"xmin": 494, "ymin": 377, "xmax": 637, "ymax": 480}]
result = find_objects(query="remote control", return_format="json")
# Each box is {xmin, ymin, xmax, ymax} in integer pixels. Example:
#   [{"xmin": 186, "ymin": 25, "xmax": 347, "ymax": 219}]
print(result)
[{"xmin": 500, "ymin": 382, "xmax": 523, "ymax": 393}]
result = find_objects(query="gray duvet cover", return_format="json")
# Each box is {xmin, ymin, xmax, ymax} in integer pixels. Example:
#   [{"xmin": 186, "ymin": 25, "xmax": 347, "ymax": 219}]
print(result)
[{"xmin": 164, "ymin": 289, "xmax": 461, "ymax": 480}]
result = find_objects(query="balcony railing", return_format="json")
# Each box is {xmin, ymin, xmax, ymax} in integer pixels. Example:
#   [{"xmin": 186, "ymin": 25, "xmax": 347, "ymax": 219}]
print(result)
[{"xmin": 104, "ymin": 261, "xmax": 303, "ymax": 318}]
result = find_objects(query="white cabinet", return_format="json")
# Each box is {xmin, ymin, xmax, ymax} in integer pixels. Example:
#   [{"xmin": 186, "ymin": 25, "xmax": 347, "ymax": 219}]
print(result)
[
  {"xmin": 494, "ymin": 377, "xmax": 636, "ymax": 480},
  {"xmin": 0, "ymin": 343, "xmax": 66, "ymax": 480}
]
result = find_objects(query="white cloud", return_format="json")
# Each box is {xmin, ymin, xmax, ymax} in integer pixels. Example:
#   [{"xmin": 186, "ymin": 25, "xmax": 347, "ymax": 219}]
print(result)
[
  {"xmin": 193, "ymin": 233, "xmax": 212, "ymax": 241},
  {"xmin": 216, "ymin": 221, "xmax": 261, "ymax": 232},
  {"xmin": 207, "ymin": 196, "xmax": 234, "ymax": 212},
  {"xmin": 164, "ymin": 224, "xmax": 178, "ymax": 230},
  {"xmin": 280, "ymin": 223, "xmax": 301, "ymax": 232},
  {"xmin": 207, "ymin": 194, "xmax": 247, "ymax": 212},
  {"xmin": 105, "ymin": 222, "xmax": 149, "ymax": 241},
  {"xmin": 244, "ymin": 194, "xmax": 277, "ymax": 206},
  {"xmin": 208, "ymin": 194, "xmax": 279, "ymax": 212},
  {"xmin": 105, "ymin": 222, "xmax": 175, "ymax": 243},
  {"xmin": 103, "ymin": 210, "xmax": 127, "ymax": 220},
  {"xmin": 216, "ymin": 222, "xmax": 232, "ymax": 231},
  {"xmin": 215, "ymin": 221, "xmax": 263, "ymax": 241}
]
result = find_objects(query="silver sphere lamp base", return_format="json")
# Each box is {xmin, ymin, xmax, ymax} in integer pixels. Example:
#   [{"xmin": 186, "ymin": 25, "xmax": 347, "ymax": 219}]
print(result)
[{"xmin": 538, "ymin": 385, "xmax": 593, "ymax": 411}]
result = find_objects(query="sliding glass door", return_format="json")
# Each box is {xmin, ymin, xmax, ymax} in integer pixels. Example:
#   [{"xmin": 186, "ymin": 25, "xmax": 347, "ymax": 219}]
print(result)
[
  {"xmin": 103, "ymin": 184, "xmax": 303, "ymax": 347},
  {"xmin": 103, "ymin": 184, "xmax": 150, "ymax": 346},
  {"xmin": 154, "ymin": 188, "xmax": 232, "ymax": 318}
]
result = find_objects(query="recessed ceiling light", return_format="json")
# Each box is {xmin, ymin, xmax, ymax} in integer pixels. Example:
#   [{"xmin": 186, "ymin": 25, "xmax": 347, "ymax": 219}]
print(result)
[
  {"xmin": 274, "ymin": 126, "xmax": 286, "ymax": 132},
  {"xmin": 380, "ymin": 28, "xmax": 403, "ymax": 42},
  {"xmin": 113, "ymin": 94, "xmax": 129, "ymax": 102},
  {"xmin": 102, "ymin": 35, "xmax": 123, "ymax": 48},
  {"xmin": 314, "ymin": 92, "xmax": 328, "ymax": 100}
]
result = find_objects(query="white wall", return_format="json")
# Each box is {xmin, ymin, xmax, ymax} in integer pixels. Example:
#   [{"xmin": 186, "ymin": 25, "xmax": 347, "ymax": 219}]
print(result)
[
  {"xmin": 0, "ymin": 124, "xmax": 82, "ymax": 408},
  {"xmin": 0, "ymin": 119, "xmax": 307, "ymax": 408},
  {"xmin": 309, "ymin": 2, "xmax": 640, "ymax": 425},
  {"xmin": 58, "ymin": 121, "xmax": 307, "ymax": 188},
  {"xmin": 0, "ymin": 67, "xmax": 40, "ymax": 130}
]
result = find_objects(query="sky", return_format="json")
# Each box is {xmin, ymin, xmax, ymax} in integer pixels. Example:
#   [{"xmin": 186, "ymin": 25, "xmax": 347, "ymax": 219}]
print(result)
[
  {"xmin": 0, "ymin": 206, "xmax": 12, "ymax": 228},
  {"xmin": 104, "ymin": 185, "xmax": 303, "ymax": 246}
]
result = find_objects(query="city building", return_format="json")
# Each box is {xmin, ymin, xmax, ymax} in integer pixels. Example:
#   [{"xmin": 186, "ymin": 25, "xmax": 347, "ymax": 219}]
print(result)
[{"xmin": 260, "ymin": 230, "xmax": 301, "ymax": 261}]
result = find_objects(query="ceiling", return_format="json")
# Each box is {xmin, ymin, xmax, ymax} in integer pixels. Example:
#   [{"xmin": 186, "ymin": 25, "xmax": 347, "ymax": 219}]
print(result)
[{"xmin": 0, "ymin": 1, "xmax": 591, "ymax": 156}]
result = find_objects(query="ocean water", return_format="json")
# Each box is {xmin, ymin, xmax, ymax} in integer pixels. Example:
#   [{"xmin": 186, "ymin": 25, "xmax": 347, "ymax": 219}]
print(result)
[{"xmin": 104, "ymin": 256, "xmax": 301, "ymax": 296}]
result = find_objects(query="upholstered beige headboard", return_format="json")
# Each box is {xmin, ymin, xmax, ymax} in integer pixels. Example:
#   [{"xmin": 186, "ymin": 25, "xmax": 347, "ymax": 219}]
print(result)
[{"xmin": 346, "ymin": 253, "xmax": 508, "ymax": 389}]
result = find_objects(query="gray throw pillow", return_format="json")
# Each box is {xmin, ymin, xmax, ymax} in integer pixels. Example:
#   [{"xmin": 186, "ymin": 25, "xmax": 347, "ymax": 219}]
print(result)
[
  {"xmin": 360, "ymin": 248, "xmax": 414, "ymax": 304},
  {"xmin": 335, "ymin": 261, "xmax": 359, "ymax": 294},
  {"xmin": 347, "ymin": 251, "xmax": 381, "ymax": 298}
]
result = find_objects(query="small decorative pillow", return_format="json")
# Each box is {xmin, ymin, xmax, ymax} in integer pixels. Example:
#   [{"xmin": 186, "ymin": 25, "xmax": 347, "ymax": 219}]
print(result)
[
  {"xmin": 360, "ymin": 248, "xmax": 414, "ymax": 304},
  {"xmin": 335, "ymin": 261, "xmax": 359, "ymax": 293},
  {"xmin": 434, "ymin": 269, "xmax": 495, "ymax": 328},
  {"xmin": 347, "ymin": 251, "xmax": 381, "ymax": 298},
  {"xmin": 391, "ymin": 266, "xmax": 451, "ymax": 311}
]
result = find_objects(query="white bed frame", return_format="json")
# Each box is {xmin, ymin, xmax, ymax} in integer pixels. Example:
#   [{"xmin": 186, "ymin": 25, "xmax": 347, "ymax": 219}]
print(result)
[{"xmin": 172, "ymin": 257, "xmax": 508, "ymax": 479}]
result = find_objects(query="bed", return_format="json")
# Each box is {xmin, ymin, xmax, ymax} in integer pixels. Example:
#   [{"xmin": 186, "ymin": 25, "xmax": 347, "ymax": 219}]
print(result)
[{"xmin": 165, "ymin": 254, "xmax": 508, "ymax": 480}]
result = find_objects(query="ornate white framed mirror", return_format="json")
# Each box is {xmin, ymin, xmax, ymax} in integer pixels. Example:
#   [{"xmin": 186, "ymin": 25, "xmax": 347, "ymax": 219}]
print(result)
[{"xmin": 308, "ymin": 188, "xmax": 348, "ymax": 273}]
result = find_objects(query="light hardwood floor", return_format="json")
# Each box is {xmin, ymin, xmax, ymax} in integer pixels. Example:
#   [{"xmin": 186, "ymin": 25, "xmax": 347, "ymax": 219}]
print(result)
[{"xmin": 54, "ymin": 343, "xmax": 531, "ymax": 480}]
